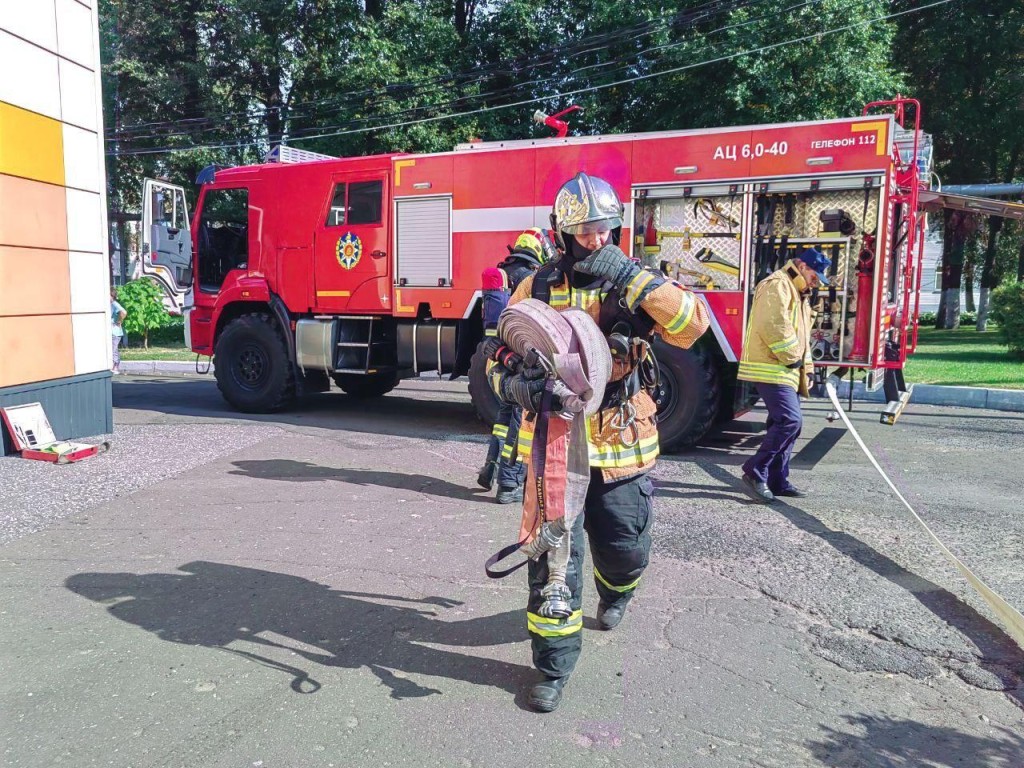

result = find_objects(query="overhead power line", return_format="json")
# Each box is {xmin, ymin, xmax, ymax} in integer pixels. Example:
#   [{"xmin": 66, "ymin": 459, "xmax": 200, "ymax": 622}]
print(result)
[
  {"xmin": 107, "ymin": 0, "xmax": 831, "ymax": 148},
  {"xmin": 109, "ymin": 0, "xmax": 954, "ymax": 158},
  {"xmin": 106, "ymin": 0, "xmax": 765, "ymax": 139}
]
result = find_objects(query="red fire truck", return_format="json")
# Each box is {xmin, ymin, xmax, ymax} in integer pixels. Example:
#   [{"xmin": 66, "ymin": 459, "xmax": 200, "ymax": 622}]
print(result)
[{"xmin": 186, "ymin": 97, "xmax": 941, "ymax": 449}]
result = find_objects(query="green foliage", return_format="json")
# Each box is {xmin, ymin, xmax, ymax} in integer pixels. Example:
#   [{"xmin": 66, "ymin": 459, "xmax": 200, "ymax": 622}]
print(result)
[
  {"xmin": 895, "ymin": 0, "xmax": 1024, "ymax": 185},
  {"xmin": 919, "ymin": 310, "xmax": 978, "ymax": 327},
  {"xmin": 989, "ymin": 282, "xmax": 1024, "ymax": 358},
  {"xmin": 99, "ymin": 0, "xmax": 910, "ymax": 202},
  {"xmin": 146, "ymin": 315, "xmax": 186, "ymax": 347},
  {"xmin": 117, "ymin": 280, "xmax": 171, "ymax": 348}
]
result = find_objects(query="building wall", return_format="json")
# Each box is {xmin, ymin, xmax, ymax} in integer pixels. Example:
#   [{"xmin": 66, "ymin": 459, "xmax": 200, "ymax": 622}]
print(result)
[{"xmin": 0, "ymin": 0, "xmax": 112, "ymax": 449}]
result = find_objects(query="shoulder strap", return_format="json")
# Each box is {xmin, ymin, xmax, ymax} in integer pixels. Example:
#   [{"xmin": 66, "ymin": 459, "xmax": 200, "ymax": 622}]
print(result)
[{"xmin": 531, "ymin": 262, "xmax": 563, "ymax": 304}]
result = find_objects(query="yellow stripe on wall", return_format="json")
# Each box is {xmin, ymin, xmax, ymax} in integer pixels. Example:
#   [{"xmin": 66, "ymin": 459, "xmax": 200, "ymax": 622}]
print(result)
[{"xmin": 0, "ymin": 102, "xmax": 65, "ymax": 186}]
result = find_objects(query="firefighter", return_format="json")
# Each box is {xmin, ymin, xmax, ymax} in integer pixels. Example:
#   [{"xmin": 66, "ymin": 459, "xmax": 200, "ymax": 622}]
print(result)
[
  {"xmin": 490, "ymin": 172, "xmax": 710, "ymax": 712},
  {"xmin": 737, "ymin": 247, "xmax": 831, "ymax": 503},
  {"xmin": 477, "ymin": 228, "xmax": 556, "ymax": 504}
]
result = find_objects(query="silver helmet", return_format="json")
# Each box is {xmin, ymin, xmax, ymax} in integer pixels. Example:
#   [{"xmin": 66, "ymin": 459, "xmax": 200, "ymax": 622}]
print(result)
[{"xmin": 550, "ymin": 172, "xmax": 624, "ymax": 249}]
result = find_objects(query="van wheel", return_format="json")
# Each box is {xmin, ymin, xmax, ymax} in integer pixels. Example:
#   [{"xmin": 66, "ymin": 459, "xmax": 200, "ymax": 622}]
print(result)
[
  {"xmin": 468, "ymin": 341, "xmax": 500, "ymax": 426},
  {"xmin": 651, "ymin": 339, "xmax": 720, "ymax": 452},
  {"xmin": 333, "ymin": 372, "xmax": 399, "ymax": 398},
  {"xmin": 214, "ymin": 313, "xmax": 295, "ymax": 412}
]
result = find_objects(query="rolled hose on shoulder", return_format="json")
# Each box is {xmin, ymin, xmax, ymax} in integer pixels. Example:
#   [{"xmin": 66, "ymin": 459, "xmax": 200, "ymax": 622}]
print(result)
[
  {"xmin": 485, "ymin": 299, "xmax": 612, "ymax": 579},
  {"xmin": 496, "ymin": 299, "xmax": 611, "ymax": 415}
]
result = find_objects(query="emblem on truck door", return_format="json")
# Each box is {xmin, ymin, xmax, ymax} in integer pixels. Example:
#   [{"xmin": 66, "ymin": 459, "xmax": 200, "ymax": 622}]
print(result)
[{"xmin": 335, "ymin": 232, "xmax": 363, "ymax": 269}]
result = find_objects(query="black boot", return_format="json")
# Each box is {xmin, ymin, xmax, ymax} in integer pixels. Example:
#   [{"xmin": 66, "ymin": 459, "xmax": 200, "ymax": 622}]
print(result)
[
  {"xmin": 597, "ymin": 600, "xmax": 628, "ymax": 630},
  {"xmin": 527, "ymin": 675, "xmax": 568, "ymax": 713},
  {"xmin": 477, "ymin": 462, "xmax": 496, "ymax": 491}
]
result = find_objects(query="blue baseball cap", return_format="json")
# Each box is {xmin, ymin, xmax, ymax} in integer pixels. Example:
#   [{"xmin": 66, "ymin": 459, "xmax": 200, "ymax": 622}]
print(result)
[{"xmin": 796, "ymin": 247, "xmax": 831, "ymax": 285}]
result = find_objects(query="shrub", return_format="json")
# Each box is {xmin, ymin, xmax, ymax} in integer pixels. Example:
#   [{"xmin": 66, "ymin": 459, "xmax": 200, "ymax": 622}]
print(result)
[
  {"xmin": 147, "ymin": 315, "xmax": 187, "ymax": 347},
  {"xmin": 117, "ymin": 280, "xmax": 171, "ymax": 349},
  {"xmin": 918, "ymin": 310, "xmax": 978, "ymax": 327},
  {"xmin": 989, "ymin": 282, "xmax": 1024, "ymax": 357}
]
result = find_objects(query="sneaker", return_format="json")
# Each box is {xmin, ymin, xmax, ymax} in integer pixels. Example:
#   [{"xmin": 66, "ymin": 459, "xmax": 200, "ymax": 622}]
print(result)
[
  {"xmin": 740, "ymin": 473, "xmax": 775, "ymax": 504},
  {"xmin": 495, "ymin": 485, "xmax": 524, "ymax": 504},
  {"xmin": 771, "ymin": 484, "xmax": 808, "ymax": 498}
]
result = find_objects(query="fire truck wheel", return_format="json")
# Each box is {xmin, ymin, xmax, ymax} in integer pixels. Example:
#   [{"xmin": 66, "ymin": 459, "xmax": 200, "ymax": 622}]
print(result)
[
  {"xmin": 468, "ymin": 341, "xmax": 500, "ymax": 426},
  {"xmin": 651, "ymin": 339, "xmax": 720, "ymax": 451},
  {"xmin": 214, "ymin": 313, "xmax": 295, "ymax": 413},
  {"xmin": 332, "ymin": 373, "xmax": 399, "ymax": 398}
]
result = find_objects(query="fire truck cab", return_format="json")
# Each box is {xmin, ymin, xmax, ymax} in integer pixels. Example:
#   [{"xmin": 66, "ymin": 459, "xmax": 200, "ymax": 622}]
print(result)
[{"xmin": 187, "ymin": 98, "xmax": 932, "ymax": 448}]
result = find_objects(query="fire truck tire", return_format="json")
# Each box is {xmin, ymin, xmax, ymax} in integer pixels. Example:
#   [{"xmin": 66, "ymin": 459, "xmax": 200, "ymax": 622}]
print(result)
[
  {"xmin": 333, "ymin": 373, "xmax": 399, "ymax": 398},
  {"xmin": 214, "ymin": 313, "xmax": 295, "ymax": 413},
  {"xmin": 651, "ymin": 339, "xmax": 720, "ymax": 451},
  {"xmin": 468, "ymin": 342, "xmax": 500, "ymax": 426}
]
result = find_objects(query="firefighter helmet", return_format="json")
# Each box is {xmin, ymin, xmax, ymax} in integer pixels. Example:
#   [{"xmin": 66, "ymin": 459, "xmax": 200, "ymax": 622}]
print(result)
[
  {"xmin": 508, "ymin": 227, "xmax": 557, "ymax": 267},
  {"xmin": 551, "ymin": 172, "xmax": 624, "ymax": 239}
]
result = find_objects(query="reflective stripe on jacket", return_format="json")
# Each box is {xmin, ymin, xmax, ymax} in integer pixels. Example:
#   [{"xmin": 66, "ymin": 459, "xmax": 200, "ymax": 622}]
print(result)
[
  {"xmin": 508, "ymin": 273, "xmax": 709, "ymax": 482},
  {"xmin": 737, "ymin": 261, "xmax": 813, "ymax": 394}
]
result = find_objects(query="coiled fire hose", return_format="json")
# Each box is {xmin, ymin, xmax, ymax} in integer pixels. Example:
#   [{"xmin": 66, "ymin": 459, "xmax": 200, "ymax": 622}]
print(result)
[
  {"xmin": 825, "ymin": 379, "xmax": 1024, "ymax": 649},
  {"xmin": 485, "ymin": 299, "xmax": 612, "ymax": 618}
]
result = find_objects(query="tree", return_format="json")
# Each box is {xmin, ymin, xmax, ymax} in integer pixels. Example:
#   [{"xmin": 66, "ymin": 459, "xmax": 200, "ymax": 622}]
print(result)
[
  {"xmin": 976, "ymin": 216, "xmax": 1003, "ymax": 330},
  {"xmin": 936, "ymin": 211, "xmax": 977, "ymax": 330},
  {"xmin": 896, "ymin": 0, "xmax": 1024, "ymax": 327},
  {"xmin": 117, "ymin": 280, "xmax": 170, "ymax": 349}
]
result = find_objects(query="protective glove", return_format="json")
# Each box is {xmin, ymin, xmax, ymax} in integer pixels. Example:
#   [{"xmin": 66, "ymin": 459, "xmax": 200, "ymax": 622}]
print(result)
[
  {"xmin": 479, "ymin": 337, "xmax": 503, "ymax": 361},
  {"xmin": 499, "ymin": 366, "xmax": 563, "ymax": 414},
  {"xmin": 480, "ymin": 338, "xmax": 525, "ymax": 374},
  {"xmin": 572, "ymin": 245, "xmax": 641, "ymax": 290}
]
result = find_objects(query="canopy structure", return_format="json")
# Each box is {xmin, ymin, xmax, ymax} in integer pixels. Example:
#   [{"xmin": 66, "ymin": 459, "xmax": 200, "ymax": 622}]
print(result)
[{"xmin": 918, "ymin": 190, "xmax": 1024, "ymax": 220}]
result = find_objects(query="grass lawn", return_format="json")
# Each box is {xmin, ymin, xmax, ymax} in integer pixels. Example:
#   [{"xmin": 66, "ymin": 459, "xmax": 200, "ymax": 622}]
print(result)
[
  {"xmin": 904, "ymin": 326, "xmax": 1024, "ymax": 390},
  {"xmin": 120, "ymin": 344, "xmax": 196, "ymax": 362},
  {"xmin": 116, "ymin": 326, "xmax": 1022, "ymax": 389}
]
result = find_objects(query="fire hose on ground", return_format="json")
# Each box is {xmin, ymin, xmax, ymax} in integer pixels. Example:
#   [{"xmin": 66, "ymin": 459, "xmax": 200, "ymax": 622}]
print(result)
[
  {"xmin": 485, "ymin": 299, "xmax": 612, "ymax": 619},
  {"xmin": 825, "ymin": 379, "xmax": 1024, "ymax": 649}
]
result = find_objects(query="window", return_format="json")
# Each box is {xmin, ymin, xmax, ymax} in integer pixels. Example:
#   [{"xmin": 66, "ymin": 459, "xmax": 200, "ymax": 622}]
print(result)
[
  {"xmin": 324, "ymin": 180, "xmax": 383, "ymax": 226},
  {"xmin": 197, "ymin": 188, "xmax": 249, "ymax": 292},
  {"xmin": 348, "ymin": 181, "xmax": 383, "ymax": 224},
  {"xmin": 326, "ymin": 184, "xmax": 346, "ymax": 226}
]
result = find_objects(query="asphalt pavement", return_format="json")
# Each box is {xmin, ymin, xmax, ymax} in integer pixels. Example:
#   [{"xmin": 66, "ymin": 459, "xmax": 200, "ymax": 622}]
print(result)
[{"xmin": 2, "ymin": 376, "xmax": 1022, "ymax": 767}]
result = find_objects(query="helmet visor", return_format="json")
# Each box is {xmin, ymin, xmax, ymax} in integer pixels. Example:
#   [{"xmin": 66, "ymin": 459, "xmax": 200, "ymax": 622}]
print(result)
[{"xmin": 561, "ymin": 217, "xmax": 622, "ymax": 236}]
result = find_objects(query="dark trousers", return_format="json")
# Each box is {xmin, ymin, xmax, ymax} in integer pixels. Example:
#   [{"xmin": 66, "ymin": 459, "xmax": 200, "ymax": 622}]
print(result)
[
  {"xmin": 743, "ymin": 382, "xmax": 802, "ymax": 491},
  {"xmin": 527, "ymin": 470, "xmax": 654, "ymax": 679},
  {"xmin": 483, "ymin": 403, "xmax": 525, "ymax": 489}
]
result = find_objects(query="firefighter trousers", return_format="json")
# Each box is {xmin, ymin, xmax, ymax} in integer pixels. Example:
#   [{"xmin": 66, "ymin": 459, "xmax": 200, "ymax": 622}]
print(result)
[
  {"xmin": 742, "ymin": 382, "xmax": 802, "ymax": 492},
  {"xmin": 526, "ymin": 469, "xmax": 654, "ymax": 679},
  {"xmin": 484, "ymin": 403, "xmax": 526, "ymax": 489}
]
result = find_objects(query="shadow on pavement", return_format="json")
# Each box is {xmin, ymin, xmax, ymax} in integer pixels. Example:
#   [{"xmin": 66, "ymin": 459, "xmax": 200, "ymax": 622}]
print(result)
[
  {"xmin": 808, "ymin": 714, "xmax": 1024, "ymax": 766},
  {"xmin": 229, "ymin": 459, "xmax": 489, "ymax": 502},
  {"xmin": 66, "ymin": 561, "xmax": 531, "ymax": 700},
  {"xmin": 112, "ymin": 378, "xmax": 484, "ymax": 443},
  {"xmin": 695, "ymin": 460, "xmax": 1024, "ymax": 708}
]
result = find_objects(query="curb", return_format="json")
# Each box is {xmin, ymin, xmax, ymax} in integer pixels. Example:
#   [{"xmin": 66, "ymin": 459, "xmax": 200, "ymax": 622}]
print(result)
[
  {"xmin": 119, "ymin": 360, "xmax": 213, "ymax": 376},
  {"xmin": 833, "ymin": 380, "xmax": 1024, "ymax": 413},
  {"xmin": 118, "ymin": 361, "xmax": 1024, "ymax": 413}
]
